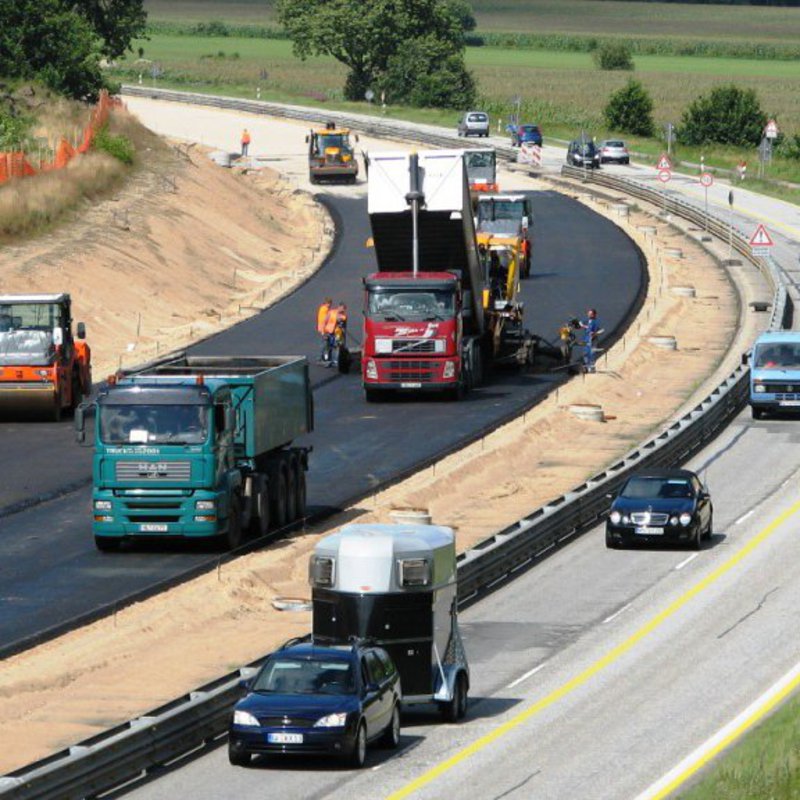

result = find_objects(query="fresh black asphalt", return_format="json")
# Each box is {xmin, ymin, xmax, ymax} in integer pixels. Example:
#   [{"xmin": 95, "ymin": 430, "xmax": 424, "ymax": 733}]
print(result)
[{"xmin": 0, "ymin": 191, "xmax": 644, "ymax": 652}]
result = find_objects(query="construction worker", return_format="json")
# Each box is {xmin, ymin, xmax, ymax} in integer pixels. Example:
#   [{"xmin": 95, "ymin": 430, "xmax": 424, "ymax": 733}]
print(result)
[
  {"xmin": 580, "ymin": 308, "xmax": 601, "ymax": 373},
  {"xmin": 316, "ymin": 297, "xmax": 332, "ymax": 363},
  {"xmin": 322, "ymin": 303, "xmax": 339, "ymax": 367},
  {"xmin": 333, "ymin": 303, "xmax": 349, "ymax": 369},
  {"xmin": 241, "ymin": 128, "xmax": 251, "ymax": 157}
]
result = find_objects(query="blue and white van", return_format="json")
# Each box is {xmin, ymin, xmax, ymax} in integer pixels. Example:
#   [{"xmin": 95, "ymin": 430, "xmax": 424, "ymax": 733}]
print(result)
[{"xmin": 748, "ymin": 331, "xmax": 800, "ymax": 419}]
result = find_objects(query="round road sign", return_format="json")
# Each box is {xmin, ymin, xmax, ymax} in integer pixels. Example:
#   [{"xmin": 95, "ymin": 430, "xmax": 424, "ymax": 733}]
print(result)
[
  {"xmin": 657, "ymin": 169, "xmax": 671, "ymax": 184},
  {"xmin": 700, "ymin": 172, "xmax": 714, "ymax": 188}
]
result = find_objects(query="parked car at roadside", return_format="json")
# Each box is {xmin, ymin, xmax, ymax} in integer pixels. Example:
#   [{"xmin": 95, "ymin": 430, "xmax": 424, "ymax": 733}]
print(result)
[
  {"xmin": 458, "ymin": 111, "xmax": 490, "ymax": 138},
  {"xmin": 605, "ymin": 468, "xmax": 713, "ymax": 550},
  {"xmin": 566, "ymin": 140, "xmax": 601, "ymax": 168},
  {"xmin": 229, "ymin": 636, "xmax": 402, "ymax": 768},
  {"xmin": 509, "ymin": 123, "xmax": 543, "ymax": 147},
  {"xmin": 598, "ymin": 139, "xmax": 630, "ymax": 164}
]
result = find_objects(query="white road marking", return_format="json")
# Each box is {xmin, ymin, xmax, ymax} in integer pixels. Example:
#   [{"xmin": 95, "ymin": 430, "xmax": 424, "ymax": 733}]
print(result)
[
  {"xmin": 634, "ymin": 658, "xmax": 800, "ymax": 799},
  {"xmin": 674, "ymin": 553, "xmax": 699, "ymax": 571},
  {"xmin": 602, "ymin": 603, "xmax": 631, "ymax": 624},
  {"xmin": 736, "ymin": 509, "xmax": 755, "ymax": 525},
  {"xmin": 507, "ymin": 663, "xmax": 546, "ymax": 689}
]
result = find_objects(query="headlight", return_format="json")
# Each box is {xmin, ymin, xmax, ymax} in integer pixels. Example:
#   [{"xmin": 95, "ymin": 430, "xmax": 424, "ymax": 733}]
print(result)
[
  {"xmin": 195, "ymin": 500, "xmax": 215, "ymax": 510},
  {"xmin": 443, "ymin": 361, "xmax": 456, "ymax": 379},
  {"xmin": 621, "ymin": 514, "xmax": 630, "ymax": 525},
  {"xmin": 434, "ymin": 339, "xmax": 446, "ymax": 354},
  {"xmin": 37, "ymin": 369, "xmax": 50, "ymax": 378},
  {"xmin": 609, "ymin": 510, "xmax": 621, "ymax": 525},
  {"xmin": 233, "ymin": 710, "xmax": 259, "ymax": 727},
  {"xmin": 366, "ymin": 359, "xmax": 378, "ymax": 380},
  {"xmin": 375, "ymin": 338, "xmax": 392, "ymax": 354},
  {"xmin": 94, "ymin": 500, "xmax": 112, "ymax": 511},
  {"xmin": 314, "ymin": 712, "xmax": 348, "ymax": 728},
  {"xmin": 679, "ymin": 513, "xmax": 692, "ymax": 527},
  {"xmin": 670, "ymin": 516, "xmax": 679, "ymax": 526},
  {"xmin": 754, "ymin": 384, "xmax": 766, "ymax": 393}
]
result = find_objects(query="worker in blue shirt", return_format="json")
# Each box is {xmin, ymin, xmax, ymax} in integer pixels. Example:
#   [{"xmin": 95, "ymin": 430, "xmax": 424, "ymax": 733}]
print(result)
[{"xmin": 581, "ymin": 308, "xmax": 600, "ymax": 372}]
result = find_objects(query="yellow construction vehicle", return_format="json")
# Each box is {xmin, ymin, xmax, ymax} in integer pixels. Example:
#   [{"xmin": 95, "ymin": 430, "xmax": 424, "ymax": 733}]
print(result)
[{"xmin": 306, "ymin": 121, "xmax": 359, "ymax": 184}]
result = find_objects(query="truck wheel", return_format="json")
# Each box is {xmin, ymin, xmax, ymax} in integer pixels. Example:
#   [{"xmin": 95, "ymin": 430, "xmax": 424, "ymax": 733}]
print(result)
[
  {"xmin": 285, "ymin": 458, "xmax": 298, "ymax": 522},
  {"xmin": 271, "ymin": 468, "xmax": 288, "ymax": 530},
  {"xmin": 226, "ymin": 494, "xmax": 244, "ymax": 550},
  {"xmin": 295, "ymin": 464, "xmax": 307, "ymax": 521},
  {"xmin": 752, "ymin": 406, "xmax": 765, "ymax": 420},
  {"xmin": 248, "ymin": 484, "xmax": 270, "ymax": 538},
  {"xmin": 69, "ymin": 371, "xmax": 82, "ymax": 412},
  {"xmin": 364, "ymin": 388, "xmax": 383, "ymax": 403},
  {"xmin": 51, "ymin": 395, "xmax": 62, "ymax": 422},
  {"xmin": 95, "ymin": 535, "xmax": 121, "ymax": 552}
]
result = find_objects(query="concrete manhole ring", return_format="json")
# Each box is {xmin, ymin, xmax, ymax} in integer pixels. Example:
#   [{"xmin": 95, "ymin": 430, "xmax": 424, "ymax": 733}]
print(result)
[
  {"xmin": 568, "ymin": 403, "xmax": 605, "ymax": 422},
  {"xmin": 648, "ymin": 335, "xmax": 678, "ymax": 350},
  {"xmin": 272, "ymin": 597, "xmax": 313, "ymax": 612},
  {"xmin": 671, "ymin": 286, "xmax": 696, "ymax": 298}
]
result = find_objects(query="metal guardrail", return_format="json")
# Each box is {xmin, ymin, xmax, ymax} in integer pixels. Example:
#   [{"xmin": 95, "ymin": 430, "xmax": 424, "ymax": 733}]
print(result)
[{"xmin": 0, "ymin": 97, "xmax": 789, "ymax": 800}]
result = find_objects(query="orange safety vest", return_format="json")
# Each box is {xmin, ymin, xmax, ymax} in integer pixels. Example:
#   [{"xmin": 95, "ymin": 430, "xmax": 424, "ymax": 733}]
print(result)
[
  {"xmin": 241, "ymin": 130, "xmax": 251, "ymax": 145},
  {"xmin": 323, "ymin": 308, "xmax": 339, "ymax": 335},
  {"xmin": 317, "ymin": 302, "xmax": 331, "ymax": 334}
]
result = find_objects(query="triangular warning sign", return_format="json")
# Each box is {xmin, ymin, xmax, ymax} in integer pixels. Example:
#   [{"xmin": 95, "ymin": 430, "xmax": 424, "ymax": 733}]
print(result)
[
  {"xmin": 657, "ymin": 154, "xmax": 672, "ymax": 170},
  {"xmin": 749, "ymin": 224, "xmax": 774, "ymax": 247}
]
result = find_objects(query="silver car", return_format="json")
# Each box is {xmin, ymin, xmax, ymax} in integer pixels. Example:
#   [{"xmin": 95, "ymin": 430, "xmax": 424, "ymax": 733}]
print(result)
[
  {"xmin": 458, "ymin": 111, "xmax": 490, "ymax": 138},
  {"xmin": 598, "ymin": 139, "xmax": 630, "ymax": 164}
]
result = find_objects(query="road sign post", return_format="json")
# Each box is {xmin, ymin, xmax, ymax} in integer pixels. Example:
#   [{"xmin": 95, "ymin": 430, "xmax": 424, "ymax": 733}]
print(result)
[
  {"xmin": 727, "ymin": 190, "xmax": 735, "ymax": 263},
  {"xmin": 657, "ymin": 168, "xmax": 671, "ymax": 216},
  {"xmin": 699, "ymin": 172, "xmax": 714, "ymax": 231}
]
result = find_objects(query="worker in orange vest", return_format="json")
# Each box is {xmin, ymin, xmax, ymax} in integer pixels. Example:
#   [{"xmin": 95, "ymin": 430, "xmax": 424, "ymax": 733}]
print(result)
[
  {"xmin": 317, "ymin": 297, "xmax": 332, "ymax": 363},
  {"xmin": 241, "ymin": 128, "xmax": 251, "ymax": 156}
]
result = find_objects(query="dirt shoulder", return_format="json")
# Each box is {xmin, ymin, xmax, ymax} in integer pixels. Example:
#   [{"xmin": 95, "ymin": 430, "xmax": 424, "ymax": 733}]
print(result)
[
  {"xmin": 0, "ymin": 110, "xmax": 330, "ymax": 378},
  {"xmin": 0, "ymin": 163, "xmax": 765, "ymax": 772}
]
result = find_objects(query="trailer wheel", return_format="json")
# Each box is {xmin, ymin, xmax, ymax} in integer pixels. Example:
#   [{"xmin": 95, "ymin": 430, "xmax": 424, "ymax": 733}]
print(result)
[
  {"xmin": 294, "ymin": 464, "xmax": 307, "ymax": 522},
  {"xmin": 285, "ymin": 457, "xmax": 298, "ymax": 522},
  {"xmin": 270, "ymin": 467, "xmax": 288, "ymax": 530},
  {"xmin": 225, "ymin": 494, "xmax": 244, "ymax": 550},
  {"xmin": 440, "ymin": 673, "xmax": 468, "ymax": 722}
]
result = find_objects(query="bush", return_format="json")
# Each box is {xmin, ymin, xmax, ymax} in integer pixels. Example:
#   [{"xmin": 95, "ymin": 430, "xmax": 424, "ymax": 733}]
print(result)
[
  {"xmin": 776, "ymin": 133, "xmax": 800, "ymax": 162},
  {"xmin": 0, "ymin": 108, "xmax": 31, "ymax": 149},
  {"xmin": 593, "ymin": 42, "xmax": 633, "ymax": 71},
  {"xmin": 604, "ymin": 79, "xmax": 654, "ymax": 137},
  {"xmin": 93, "ymin": 124, "xmax": 134, "ymax": 165},
  {"xmin": 677, "ymin": 85, "xmax": 767, "ymax": 147}
]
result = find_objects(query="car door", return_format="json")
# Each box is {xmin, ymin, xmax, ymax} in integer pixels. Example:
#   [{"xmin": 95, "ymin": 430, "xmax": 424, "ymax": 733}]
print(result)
[{"xmin": 363, "ymin": 651, "xmax": 391, "ymax": 738}]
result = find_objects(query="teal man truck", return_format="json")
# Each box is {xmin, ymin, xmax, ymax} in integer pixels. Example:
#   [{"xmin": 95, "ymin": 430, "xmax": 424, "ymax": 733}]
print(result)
[
  {"xmin": 76, "ymin": 355, "xmax": 313, "ymax": 551},
  {"xmin": 748, "ymin": 331, "xmax": 800, "ymax": 420}
]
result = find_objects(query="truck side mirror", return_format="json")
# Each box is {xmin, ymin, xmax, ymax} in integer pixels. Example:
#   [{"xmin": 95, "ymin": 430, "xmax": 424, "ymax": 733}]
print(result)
[
  {"xmin": 53, "ymin": 326, "xmax": 64, "ymax": 347},
  {"xmin": 74, "ymin": 403, "xmax": 95, "ymax": 445},
  {"xmin": 76, "ymin": 322, "xmax": 86, "ymax": 340}
]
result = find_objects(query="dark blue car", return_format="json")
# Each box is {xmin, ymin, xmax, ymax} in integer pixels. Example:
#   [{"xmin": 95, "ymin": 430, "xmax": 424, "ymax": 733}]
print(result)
[
  {"xmin": 509, "ymin": 123, "xmax": 543, "ymax": 147},
  {"xmin": 605, "ymin": 469, "xmax": 713, "ymax": 550},
  {"xmin": 228, "ymin": 637, "xmax": 402, "ymax": 768}
]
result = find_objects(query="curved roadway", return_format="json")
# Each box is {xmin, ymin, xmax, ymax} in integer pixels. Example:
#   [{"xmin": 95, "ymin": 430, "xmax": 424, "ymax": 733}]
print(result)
[{"xmin": 0, "ymin": 185, "xmax": 644, "ymax": 652}]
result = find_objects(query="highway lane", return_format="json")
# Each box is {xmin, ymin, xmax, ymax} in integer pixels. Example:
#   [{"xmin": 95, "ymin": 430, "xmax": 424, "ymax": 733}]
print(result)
[
  {"xmin": 0, "ymin": 190, "xmax": 644, "ymax": 651},
  {"xmin": 122, "ymin": 410, "xmax": 800, "ymax": 800}
]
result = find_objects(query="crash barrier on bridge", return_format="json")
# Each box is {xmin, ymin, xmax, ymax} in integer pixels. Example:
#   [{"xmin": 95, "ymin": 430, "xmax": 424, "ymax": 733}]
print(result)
[
  {"xmin": 0, "ymin": 91, "xmax": 118, "ymax": 185},
  {"xmin": 0, "ymin": 95, "xmax": 790, "ymax": 800}
]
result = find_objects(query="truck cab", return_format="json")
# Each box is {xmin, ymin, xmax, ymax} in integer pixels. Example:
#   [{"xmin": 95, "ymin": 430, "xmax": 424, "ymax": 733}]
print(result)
[
  {"xmin": 0, "ymin": 293, "xmax": 90, "ymax": 420},
  {"xmin": 748, "ymin": 331, "xmax": 800, "ymax": 419}
]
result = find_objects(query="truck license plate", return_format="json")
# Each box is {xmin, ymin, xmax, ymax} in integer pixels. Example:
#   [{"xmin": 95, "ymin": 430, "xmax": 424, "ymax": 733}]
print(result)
[
  {"xmin": 268, "ymin": 732, "xmax": 303, "ymax": 744},
  {"xmin": 140, "ymin": 523, "xmax": 168, "ymax": 532},
  {"xmin": 400, "ymin": 382, "xmax": 422, "ymax": 388},
  {"xmin": 635, "ymin": 526, "xmax": 664, "ymax": 535},
  {"xmin": 780, "ymin": 400, "xmax": 800, "ymax": 406}
]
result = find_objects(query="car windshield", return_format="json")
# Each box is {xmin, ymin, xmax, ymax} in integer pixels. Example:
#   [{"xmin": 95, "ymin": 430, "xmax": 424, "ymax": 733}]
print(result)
[
  {"xmin": 253, "ymin": 657, "xmax": 355, "ymax": 695},
  {"xmin": 754, "ymin": 342, "xmax": 800, "ymax": 369},
  {"xmin": 621, "ymin": 477, "xmax": 694, "ymax": 500},
  {"xmin": 367, "ymin": 289, "xmax": 455, "ymax": 320},
  {"xmin": 100, "ymin": 404, "xmax": 209, "ymax": 445},
  {"xmin": 0, "ymin": 302, "xmax": 61, "ymax": 366}
]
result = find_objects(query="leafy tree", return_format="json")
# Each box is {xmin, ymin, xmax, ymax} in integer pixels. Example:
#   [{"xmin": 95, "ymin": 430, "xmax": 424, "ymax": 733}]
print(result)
[
  {"xmin": 677, "ymin": 85, "xmax": 767, "ymax": 147},
  {"xmin": 593, "ymin": 41, "xmax": 634, "ymax": 71},
  {"xmin": 277, "ymin": 0, "xmax": 475, "ymax": 106},
  {"xmin": 603, "ymin": 79, "xmax": 654, "ymax": 136},
  {"xmin": 75, "ymin": 0, "xmax": 147, "ymax": 60}
]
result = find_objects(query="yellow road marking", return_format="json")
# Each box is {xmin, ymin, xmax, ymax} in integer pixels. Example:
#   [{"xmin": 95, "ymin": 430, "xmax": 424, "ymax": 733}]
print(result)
[{"xmin": 387, "ymin": 499, "xmax": 800, "ymax": 799}]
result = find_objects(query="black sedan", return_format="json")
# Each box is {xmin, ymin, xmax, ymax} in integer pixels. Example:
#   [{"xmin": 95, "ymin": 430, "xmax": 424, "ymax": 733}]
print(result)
[
  {"xmin": 605, "ymin": 469, "xmax": 713, "ymax": 549},
  {"xmin": 228, "ymin": 637, "xmax": 402, "ymax": 768}
]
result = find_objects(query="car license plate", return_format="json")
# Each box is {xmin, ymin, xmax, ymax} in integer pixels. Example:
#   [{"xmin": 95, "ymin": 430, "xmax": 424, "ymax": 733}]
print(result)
[
  {"xmin": 268, "ymin": 732, "xmax": 303, "ymax": 744},
  {"xmin": 780, "ymin": 400, "xmax": 800, "ymax": 406},
  {"xmin": 139, "ymin": 523, "xmax": 168, "ymax": 532},
  {"xmin": 400, "ymin": 382, "xmax": 422, "ymax": 389},
  {"xmin": 635, "ymin": 526, "xmax": 664, "ymax": 535}
]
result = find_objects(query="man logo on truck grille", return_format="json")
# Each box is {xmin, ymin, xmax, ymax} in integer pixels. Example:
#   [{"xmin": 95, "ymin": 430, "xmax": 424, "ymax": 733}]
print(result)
[{"xmin": 138, "ymin": 462, "xmax": 169, "ymax": 477}]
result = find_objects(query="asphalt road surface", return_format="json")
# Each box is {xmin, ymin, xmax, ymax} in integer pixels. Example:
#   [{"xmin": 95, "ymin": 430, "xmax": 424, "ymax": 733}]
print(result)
[
  {"xmin": 121, "ymin": 408, "xmax": 800, "ymax": 800},
  {"xmin": 0, "ymin": 189, "xmax": 644, "ymax": 652}
]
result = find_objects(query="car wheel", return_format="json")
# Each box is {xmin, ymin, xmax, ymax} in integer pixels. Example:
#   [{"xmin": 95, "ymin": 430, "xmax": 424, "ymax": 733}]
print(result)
[
  {"xmin": 440, "ymin": 672, "xmax": 468, "ymax": 722},
  {"xmin": 228, "ymin": 742, "xmax": 251, "ymax": 767},
  {"xmin": 349, "ymin": 722, "xmax": 367, "ymax": 768},
  {"xmin": 605, "ymin": 529, "xmax": 620, "ymax": 549},
  {"xmin": 690, "ymin": 524, "xmax": 703, "ymax": 551},
  {"xmin": 704, "ymin": 511, "xmax": 713, "ymax": 541},
  {"xmin": 381, "ymin": 704, "xmax": 401, "ymax": 748}
]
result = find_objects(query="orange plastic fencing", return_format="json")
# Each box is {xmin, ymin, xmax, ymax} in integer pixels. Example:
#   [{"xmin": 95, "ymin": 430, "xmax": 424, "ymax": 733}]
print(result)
[{"xmin": 0, "ymin": 90, "xmax": 119, "ymax": 185}]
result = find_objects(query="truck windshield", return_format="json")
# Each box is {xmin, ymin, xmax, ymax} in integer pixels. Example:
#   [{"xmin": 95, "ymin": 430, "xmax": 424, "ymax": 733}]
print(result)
[
  {"xmin": 367, "ymin": 289, "xmax": 455, "ymax": 321},
  {"xmin": 100, "ymin": 404, "xmax": 209, "ymax": 445},
  {"xmin": 0, "ymin": 302, "xmax": 61, "ymax": 366},
  {"xmin": 754, "ymin": 343, "xmax": 800, "ymax": 369}
]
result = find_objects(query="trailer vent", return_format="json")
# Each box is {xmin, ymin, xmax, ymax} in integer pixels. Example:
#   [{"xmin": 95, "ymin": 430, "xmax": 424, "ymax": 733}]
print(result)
[
  {"xmin": 398, "ymin": 558, "xmax": 431, "ymax": 587},
  {"xmin": 310, "ymin": 556, "xmax": 335, "ymax": 587}
]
